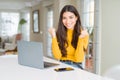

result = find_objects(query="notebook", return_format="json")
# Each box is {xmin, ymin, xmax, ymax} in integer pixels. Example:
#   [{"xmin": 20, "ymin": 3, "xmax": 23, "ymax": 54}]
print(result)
[{"xmin": 17, "ymin": 40, "xmax": 59, "ymax": 69}]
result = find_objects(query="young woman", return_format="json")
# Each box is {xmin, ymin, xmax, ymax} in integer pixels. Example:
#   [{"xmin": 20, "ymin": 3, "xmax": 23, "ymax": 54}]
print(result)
[{"xmin": 48, "ymin": 5, "xmax": 89, "ymax": 69}]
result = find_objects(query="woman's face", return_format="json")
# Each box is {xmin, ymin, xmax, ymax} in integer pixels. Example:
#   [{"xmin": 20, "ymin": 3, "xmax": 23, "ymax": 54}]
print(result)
[{"xmin": 62, "ymin": 11, "xmax": 78, "ymax": 30}]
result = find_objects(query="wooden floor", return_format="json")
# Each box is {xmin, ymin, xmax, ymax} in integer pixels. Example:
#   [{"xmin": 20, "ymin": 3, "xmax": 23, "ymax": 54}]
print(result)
[{"xmin": 5, "ymin": 51, "xmax": 17, "ymax": 55}]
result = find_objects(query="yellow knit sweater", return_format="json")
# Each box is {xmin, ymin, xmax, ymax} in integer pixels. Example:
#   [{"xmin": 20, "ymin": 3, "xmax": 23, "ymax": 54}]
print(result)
[{"xmin": 51, "ymin": 29, "xmax": 89, "ymax": 63}]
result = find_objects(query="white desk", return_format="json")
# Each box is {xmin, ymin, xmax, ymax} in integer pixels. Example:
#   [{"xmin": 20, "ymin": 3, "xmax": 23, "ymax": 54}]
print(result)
[{"xmin": 0, "ymin": 55, "xmax": 113, "ymax": 80}]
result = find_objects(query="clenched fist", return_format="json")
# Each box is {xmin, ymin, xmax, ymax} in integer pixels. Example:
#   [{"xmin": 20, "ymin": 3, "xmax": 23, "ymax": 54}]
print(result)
[{"xmin": 48, "ymin": 27, "xmax": 56, "ymax": 38}]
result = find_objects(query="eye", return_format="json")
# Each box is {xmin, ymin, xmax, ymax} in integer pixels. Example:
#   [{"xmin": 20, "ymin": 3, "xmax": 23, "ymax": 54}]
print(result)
[
  {"xmin": 63, "ymin": 17, "xmax": 66, "ymax": 20},
  {"xmin": 69, "ymin": 16, "xmax": 73, "ymax": 19}
]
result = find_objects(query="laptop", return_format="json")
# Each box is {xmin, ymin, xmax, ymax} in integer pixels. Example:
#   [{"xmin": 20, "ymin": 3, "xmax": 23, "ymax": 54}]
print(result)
[{"xmin": 17, "ymin": 40, "xmax": 59, "ymax": 69}]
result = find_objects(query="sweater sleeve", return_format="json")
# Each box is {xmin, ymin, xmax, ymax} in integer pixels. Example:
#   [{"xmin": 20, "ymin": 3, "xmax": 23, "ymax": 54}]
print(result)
[
  {"xmin": 74, "ymin": 35, "xmax": 89, "ymax": 62},
  {"xmin": 51, "ymin": 37, "xmax": 62, "ymax": 60}
]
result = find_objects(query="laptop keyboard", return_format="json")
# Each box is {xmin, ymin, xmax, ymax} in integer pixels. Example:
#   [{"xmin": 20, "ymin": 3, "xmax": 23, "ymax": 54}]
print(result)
[{"xmin": 44, "ymin": 61, "xmax": 59, "ymax": 68}]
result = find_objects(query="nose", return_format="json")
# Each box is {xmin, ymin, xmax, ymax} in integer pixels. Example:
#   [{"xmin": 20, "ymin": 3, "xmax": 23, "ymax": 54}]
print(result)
[{"xmin": 66, "ymin": 19, "xmax": 70, "ymax": 24}]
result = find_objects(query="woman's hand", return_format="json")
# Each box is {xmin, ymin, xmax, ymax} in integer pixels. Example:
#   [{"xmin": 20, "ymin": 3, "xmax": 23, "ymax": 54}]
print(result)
[
  {"xmin": 48, "ymin": 27, "xmax": 56, "ymax": 38},
  {"xmin": 79, "ymin": 29, "xmax": 89, "ymax": 38}
]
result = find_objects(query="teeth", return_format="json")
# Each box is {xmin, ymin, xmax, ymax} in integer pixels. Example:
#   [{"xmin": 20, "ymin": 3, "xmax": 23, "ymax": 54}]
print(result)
[{"xmin": 67, "ymin": 25, "xmax": 71, "ymax": 27}]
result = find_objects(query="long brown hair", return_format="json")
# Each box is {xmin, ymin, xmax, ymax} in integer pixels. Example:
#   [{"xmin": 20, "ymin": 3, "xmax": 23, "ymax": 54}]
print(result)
[{"xmin": 56, "ymin": 5, "xmax": 82, "ymax": 57}]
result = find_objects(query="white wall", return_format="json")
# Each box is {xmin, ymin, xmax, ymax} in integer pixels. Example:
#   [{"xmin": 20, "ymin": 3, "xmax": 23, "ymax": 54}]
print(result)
[
  {"xmin": 101, "ymin": 0, "xmax": 120, "ymax": 74},
  {"xmin": 30, "ymin": 4, "xmax": 42, "ymax": 42}
]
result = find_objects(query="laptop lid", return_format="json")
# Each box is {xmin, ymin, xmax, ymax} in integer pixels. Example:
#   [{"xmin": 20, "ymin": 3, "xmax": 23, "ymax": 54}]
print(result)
[{"xmin": 17, "ymin": 40, "xmax": 44, "ymax": 69}]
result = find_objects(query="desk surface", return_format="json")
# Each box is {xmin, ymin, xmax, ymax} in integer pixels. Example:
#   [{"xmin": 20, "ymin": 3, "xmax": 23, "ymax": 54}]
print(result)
[{"xmin": 0, "ymin": 55, "xmax": 113, "ymax": 80}]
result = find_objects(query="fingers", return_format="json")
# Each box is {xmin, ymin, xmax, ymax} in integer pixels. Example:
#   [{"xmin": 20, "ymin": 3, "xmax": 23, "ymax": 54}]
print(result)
[
  {"xmin": 48, "ymin": 28, "xmax": 55, "ymax": 34},
  {"xmin": 82, "ymin": 28, "xmax": 88, "ymax": 32},
  {"xmin": 82, "ymin": 29, "xmax": 89, "ymax": 35},
  {"xmin": 79, "ymin": 29, "xmax": 89, "ymax": 38},
  {"xmin": 48, "ymin": 28, "xmax": 56, "ymax": 38}
]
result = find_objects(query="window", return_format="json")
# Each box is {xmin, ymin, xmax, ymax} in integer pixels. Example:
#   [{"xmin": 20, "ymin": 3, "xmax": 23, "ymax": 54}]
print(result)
[
  {"xmin": 83, "ymin": 0, "xmax": 94, "ymax": 34},
  {"xmin": 0, "ymin": 12, "xmax": 19, "ymax": 37}
]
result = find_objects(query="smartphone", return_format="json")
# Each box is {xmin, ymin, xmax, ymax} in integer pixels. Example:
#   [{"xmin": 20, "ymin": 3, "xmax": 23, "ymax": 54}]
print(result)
[{"xmin": 54, "ymin": 67, "xmax": 74, "ymax": 72}]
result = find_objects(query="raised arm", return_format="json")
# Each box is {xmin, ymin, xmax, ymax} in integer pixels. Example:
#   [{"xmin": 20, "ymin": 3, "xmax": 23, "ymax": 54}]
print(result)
[
  {"xmin": 74, "ymin": 29, "xmax": 89, "ymax": 62},
  {"xmin": 48, "ymin": 28, "xmax": 62, "ymax": 60}
]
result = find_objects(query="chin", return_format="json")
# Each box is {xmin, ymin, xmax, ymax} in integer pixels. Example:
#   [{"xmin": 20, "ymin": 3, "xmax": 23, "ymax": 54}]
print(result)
[{"xmin": 67, "ymin": 27, "xmax": 73, "ymax": 30}]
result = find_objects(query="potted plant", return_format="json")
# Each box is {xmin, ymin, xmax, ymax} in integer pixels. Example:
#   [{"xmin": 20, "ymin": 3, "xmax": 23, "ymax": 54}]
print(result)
[{"xmin": 18, "ymin": 18, "xmax": 27, "ymax": 33}]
